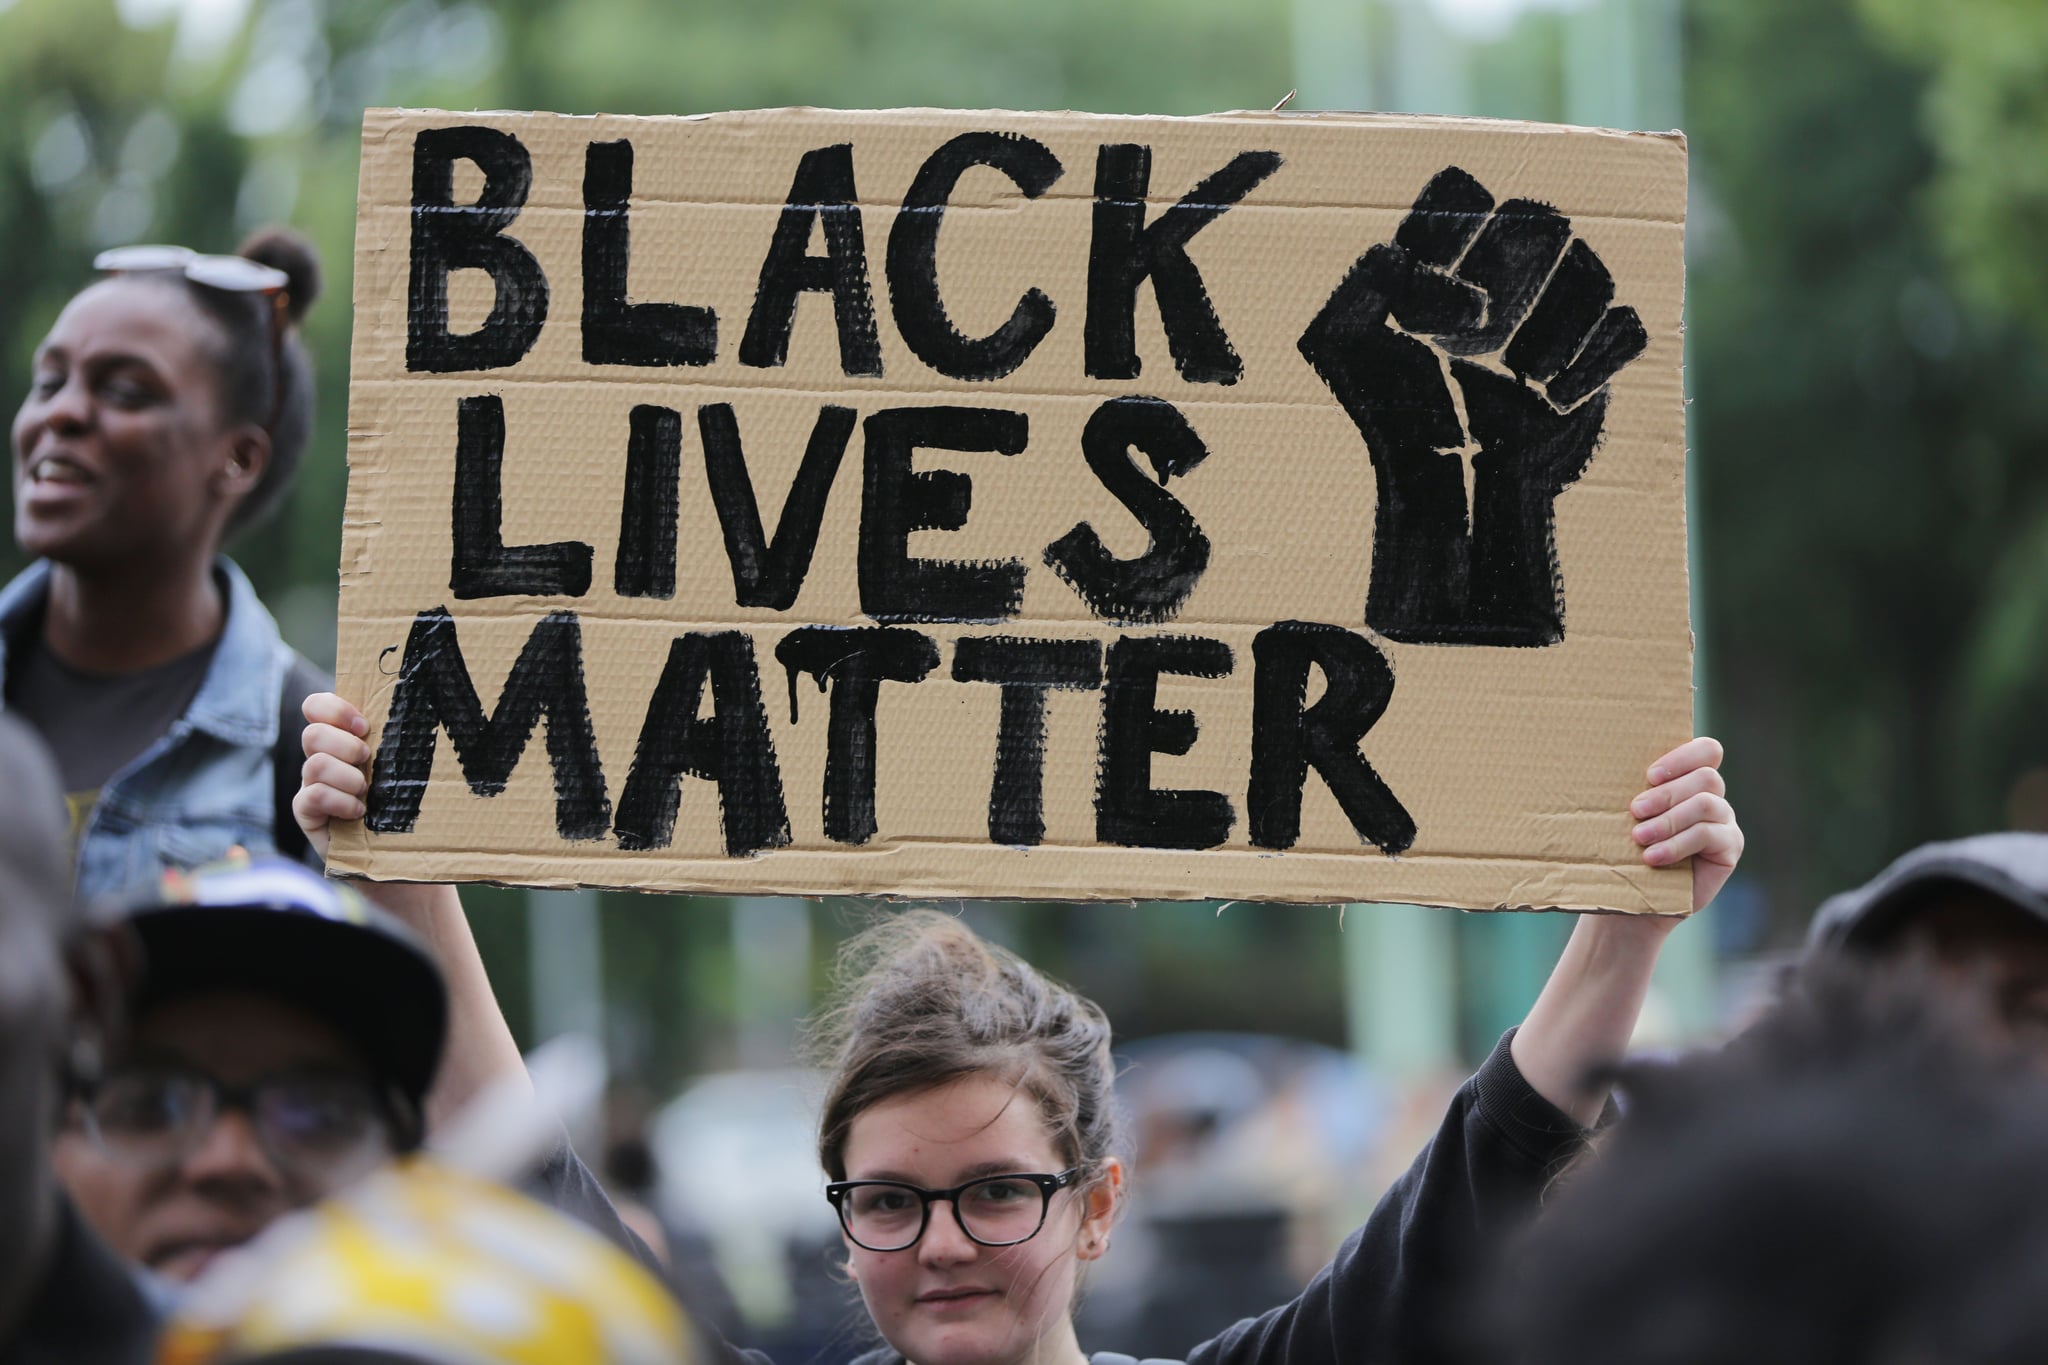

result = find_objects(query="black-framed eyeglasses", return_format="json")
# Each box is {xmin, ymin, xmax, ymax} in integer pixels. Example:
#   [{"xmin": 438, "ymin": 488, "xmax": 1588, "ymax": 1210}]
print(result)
[
  {"xmin": 76, "ymin": 1062, "xmax": 406, "ymax": 1189},
  {"xmin": 825, "ymin": 1168, "xmax": 1085, "ymax": 1252},
  {"xmin": 93, "ymin": 243, "xmax": 290, "ymax": 433}
]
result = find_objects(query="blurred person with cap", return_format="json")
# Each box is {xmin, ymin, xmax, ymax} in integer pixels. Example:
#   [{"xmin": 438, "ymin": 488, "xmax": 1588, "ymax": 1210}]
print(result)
[
  {"xmin": 0, "ymin": 710, "xmax": 157, "ymax": 1362},
  {"xmin": 53, "ymin": 854, "xmax": 448, "ymax": 1287},
  {"xmin": 1808, "ymin": 833, "xmax": 2048, "ymax": 1051},
  {"xmin": 56, "ymin": 853, "xmax": 665, "ymax": 1292},
  {"xmin": 1493, "ymin": 959, "xmax": 2048, "ymax": 1365}
]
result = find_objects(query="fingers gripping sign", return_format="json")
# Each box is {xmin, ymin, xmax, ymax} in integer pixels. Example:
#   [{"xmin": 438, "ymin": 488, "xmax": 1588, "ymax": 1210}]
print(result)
[
  {"xmin": 1298, "ymin": 166, "xmax": 1650, "ymax": 648},
  {"xmin": 295, "ymin": 692, "xmax": 373, "ymax": 863}
]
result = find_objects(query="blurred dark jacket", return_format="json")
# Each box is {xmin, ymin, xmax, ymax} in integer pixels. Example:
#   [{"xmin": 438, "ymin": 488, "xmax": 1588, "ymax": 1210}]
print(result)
[{"xmin": 3, "ymin": 1196, "xmax": 156, "ymax": 1365}]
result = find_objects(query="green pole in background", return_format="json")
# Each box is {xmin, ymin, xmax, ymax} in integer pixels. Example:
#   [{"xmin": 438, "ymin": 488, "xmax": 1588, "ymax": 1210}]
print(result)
[
  {"xmin": 1343, "ymin": 902, "xmax": 1461, "ymax": 1079},
  {"xmin": 527, "ymin": 887, "xmax": 609, "ymax": 1149},
  {"xmin": 529, "ymin": 887, "xmax": 607, "ymax": 1046},
  {"xmin": 1290, "ymin": 0, "xmax": 1375, "ymax": 110},
  {"xmin": 1293, "ymin": 0, "xmax": 1465, "ymax": 1080},
  {"xmin": 1560, "ymin": 0, "xmax": 1717, "ymax": 1037},
  {"xmin": 1305, "ymin": 0, "xmax": 1717, "ymax": 1070},
  {"xmin": 731, "ymin": 897, "xmax": 812, "ymax": 1068},
  {"xmin": 1610, "ymin": 0, "xmax": 1719, "ymax": 1038}
]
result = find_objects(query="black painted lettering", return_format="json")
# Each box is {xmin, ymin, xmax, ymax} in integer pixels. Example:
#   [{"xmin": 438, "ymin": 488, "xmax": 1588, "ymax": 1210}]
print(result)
[
  {"xmin": 1044, "ymin": 396, "xmax": 1210, "ymax": 624},
  {"xmin": 407, "ymin": 126, "xmax": 549, "ymax": 373},
  {"xmin": 775, "ymin": 627, "xmax": 939, "ymax": 845},
  {"xmin": 739, "ymin": 144, "xmax": 882, "ymax": 376},
  {"xmin": 886, "ymin": 132, "xmax": 1063, "ymax": 381},
  {"xmin": 365, "ymin": 608, "xmax": 609, "ymax": 840},
  {"xmin": 952, "ymin": 636, "xmax": 1104, "ymax": 846},
  {"xmin": 450, "ymin": 396, "xmax": 593, "ymax": 600},
  {"xmin": 582, "ymin": 139, "xmax": 717, "ymax": 366},
  {"xmin": 1096, "ymin": 635, "xmax": 1234, "ymax": 849},
  {"xmin": 614, "ymin": 632, "xmax": 791, "ymax": 856},
  {"xmin": 701, "ymin": 403, "xmax": 857, "ymax": 611},
  {"xmin": 1248, "ymin": 621, "xmax": 1414, "ymax": 853},
  {"xmin": 1085, "ymin": 145, "xmax": 1282, "ymax": 385},
  {"xmin": 615, "ymin": 405, "xmax": 682, "ymax": 600},
  {"xmin": 860, "ymin": 406, "xmax": 1029, "ymax": 623}
]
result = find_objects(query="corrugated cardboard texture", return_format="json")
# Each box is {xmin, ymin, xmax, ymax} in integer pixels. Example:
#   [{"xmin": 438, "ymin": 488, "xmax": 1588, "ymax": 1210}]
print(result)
[{"xmin": 331, "ymin": 106, "xmax": 1692, "ymax": 912}]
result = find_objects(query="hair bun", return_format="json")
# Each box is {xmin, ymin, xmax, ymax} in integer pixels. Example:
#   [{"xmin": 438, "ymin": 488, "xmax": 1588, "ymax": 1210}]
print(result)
[{"xmin": 237, "ymin": 226, "xmax": 323, "ymax": 325}]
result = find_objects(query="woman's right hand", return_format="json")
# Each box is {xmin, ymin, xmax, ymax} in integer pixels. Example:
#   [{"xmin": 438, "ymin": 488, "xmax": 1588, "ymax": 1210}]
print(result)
[
  {"xmin": 294, "ymin": 691, "xmax": 372, "ymax": 863},
  {"xmin": 293, "ymin": 691, "xmax": 529, "ymax": 1124}
]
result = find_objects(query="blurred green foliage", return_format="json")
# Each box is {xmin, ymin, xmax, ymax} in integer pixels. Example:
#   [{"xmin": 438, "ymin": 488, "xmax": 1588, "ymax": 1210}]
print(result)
[
  {"xmin": 4, "ymin": 0, "xmax": 2048, "ymax": 1083},
  {"xmin": 0, "ymin": 0, "xmax": 1292, "ymax": 650},
  {"xmin": 1687, "ymin": 0, "xmax": 2048, "ymax": 922},
  {"xmin": 1857, "ymin": 0, "xmax": 2048, "ymax": 327}
]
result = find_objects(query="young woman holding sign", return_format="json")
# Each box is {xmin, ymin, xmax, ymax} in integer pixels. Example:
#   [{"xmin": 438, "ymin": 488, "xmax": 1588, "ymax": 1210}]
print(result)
[
  {"xmin": 296, "ymin": 695, "xmax": 1737, "ymax": 1365},
  {"xmin": 5, "ymin": 231, "xmax": 331, "ymax": 899}
]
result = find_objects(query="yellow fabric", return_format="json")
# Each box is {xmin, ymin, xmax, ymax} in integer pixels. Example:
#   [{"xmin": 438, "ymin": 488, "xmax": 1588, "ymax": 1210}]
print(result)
[
  {"xmin": 63, "ymin": 788, "xmax": 94, "ymax": 857},
  {"xmin": 155, "ymin": 1157, "xmax": 698, "ymax": 1365}
]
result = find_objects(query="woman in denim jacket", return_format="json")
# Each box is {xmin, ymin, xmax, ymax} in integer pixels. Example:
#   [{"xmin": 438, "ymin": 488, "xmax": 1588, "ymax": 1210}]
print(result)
[{"xmin": 3, "ymin": 230, "xmax": 328, "ymax": 902}]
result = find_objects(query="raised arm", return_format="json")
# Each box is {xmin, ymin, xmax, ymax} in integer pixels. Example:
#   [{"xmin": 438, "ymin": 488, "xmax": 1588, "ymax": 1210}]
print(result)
[
  {"xmin": 295, "ymin": 692, "xmax": 528, "ymax": 1131},
  {"xmin": 1189, "ymin": 736, "xmax": 1742, "ymax": 1365},
  {"xmin": 1511, "ymin": 736, "xmax": 1742, "ymax": 1125}
]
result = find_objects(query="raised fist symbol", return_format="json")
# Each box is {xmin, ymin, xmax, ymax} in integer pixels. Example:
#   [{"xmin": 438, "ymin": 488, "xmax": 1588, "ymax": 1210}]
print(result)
[{"xmin": 1299, "ymin": 167, "xmax": 1649, "ymax": 647}]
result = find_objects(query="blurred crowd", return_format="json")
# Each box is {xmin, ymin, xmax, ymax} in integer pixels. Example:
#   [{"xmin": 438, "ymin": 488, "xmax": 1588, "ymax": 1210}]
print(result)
[{"xmin": 12, "ymin": 651, "xmax": 2048, "ymax": 1365}]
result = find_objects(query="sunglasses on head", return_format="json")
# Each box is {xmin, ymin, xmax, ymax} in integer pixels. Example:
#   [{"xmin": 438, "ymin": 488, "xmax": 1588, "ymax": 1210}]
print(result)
[
  {"xmin": 93, "ymin": 244, "xmax": 288, "ymax": 294},
  {"xmin": 94, "ymin": 244, "xmax": 291, "ymax": 433}
]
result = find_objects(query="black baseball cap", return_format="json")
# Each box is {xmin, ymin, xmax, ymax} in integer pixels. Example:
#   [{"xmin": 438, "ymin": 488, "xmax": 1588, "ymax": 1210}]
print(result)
[
  {"xmin": 101, "ymin": 856, "xmax": 449, "ymax": 1119},
  {"xmin": 1807, "ymin": 833, "xmax": 2048, "ymax": 952}
]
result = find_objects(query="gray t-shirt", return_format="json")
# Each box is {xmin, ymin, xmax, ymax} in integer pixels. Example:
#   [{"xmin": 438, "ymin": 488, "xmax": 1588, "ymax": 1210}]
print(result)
[{"xmin": 6, "ymin": 635, "xmax": 215, "ymax": 842}]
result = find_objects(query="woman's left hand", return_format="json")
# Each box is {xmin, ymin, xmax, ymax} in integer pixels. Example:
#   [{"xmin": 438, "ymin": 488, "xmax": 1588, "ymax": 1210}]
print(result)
[
  {"xmin": 1510, "ymin": 737, "xmax": 1743, "ymax": 1125},
  {"xmin": 1630, "ymin": 736, "xmax": 1742, "ymax": 912}
]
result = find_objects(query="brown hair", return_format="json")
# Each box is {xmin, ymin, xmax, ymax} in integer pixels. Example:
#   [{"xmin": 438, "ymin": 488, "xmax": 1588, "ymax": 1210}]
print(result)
[{"xmin": 810, "ymin": 910, "xmax": 1123, "ymax": 1184}]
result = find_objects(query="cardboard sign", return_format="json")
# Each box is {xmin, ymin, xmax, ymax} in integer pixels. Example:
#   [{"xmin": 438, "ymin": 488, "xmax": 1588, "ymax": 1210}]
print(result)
[{"xmin": 329, "ymin": 106, "xmax": 1692, "ymax": 912}]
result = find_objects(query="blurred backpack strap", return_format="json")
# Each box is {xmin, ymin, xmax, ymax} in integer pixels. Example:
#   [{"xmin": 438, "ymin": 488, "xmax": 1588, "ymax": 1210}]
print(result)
[{"xmin": 272, "ymin": 653, "xmax": 332, "ymax": 867}]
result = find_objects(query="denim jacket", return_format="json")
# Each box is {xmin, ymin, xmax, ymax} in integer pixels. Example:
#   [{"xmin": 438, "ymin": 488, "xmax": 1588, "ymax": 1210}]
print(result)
[{"xmin": 0, "ymin": 556, "xmax": 308, "ymax": 904}]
